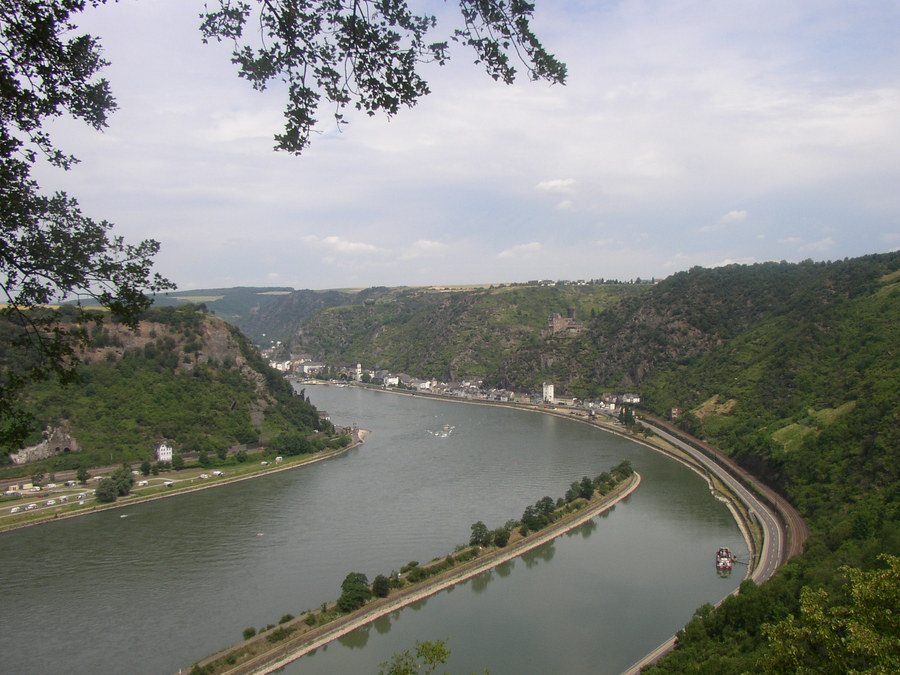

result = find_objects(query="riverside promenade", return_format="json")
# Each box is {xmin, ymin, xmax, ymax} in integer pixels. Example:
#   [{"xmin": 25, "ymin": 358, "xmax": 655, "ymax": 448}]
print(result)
[{"xmin": 191, "ymin": 472, "xmax": 641, "ymax": 675}]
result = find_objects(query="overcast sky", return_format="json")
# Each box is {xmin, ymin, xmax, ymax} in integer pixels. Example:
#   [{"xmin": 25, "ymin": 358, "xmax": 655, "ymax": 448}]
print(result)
[{"xmin": 36, "ymin": 1, "xmax": 900, "ymax": 291}]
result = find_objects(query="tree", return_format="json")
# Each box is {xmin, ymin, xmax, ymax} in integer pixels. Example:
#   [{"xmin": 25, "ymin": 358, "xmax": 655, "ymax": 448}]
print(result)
[
  {"xmin": 761, "ymin": 554, "xmax": 900, "ymax": 674},
  {"xmin": 76, "ymin": 466, "xmax": 90, "ymax": 484},
  {"xmin": 109, "ymin": 464, "xmax": 134, "ymax": 496},
  {"xmin": 379, "ymin": 639, "xmax": 452, "ymax": 675},
  {"xmin": 0, "ymin": 2, "xmax": 173, "ymax": 450},
  {"xmin": 140, "ymin": 459, "xmax": 151, "ymax": 476},
  {"xmin": 337, "ymin": 571, "xmax": 371, "ymax": 612},
  {"xmin": 95, "ymin": 477, "xmax": 118, "ymax": 503},
  {"xmin": 171, "ymin": 453, "xmax": 185, "ymax": 471},
  {"xmin": 470, "ymin": 520, "xmax": 490, "ymax": 546},
  {"xmin": 200, "ymin": 1, "xmax": 566, "ymax": 156},
  {"xmin": 492, "ymin": 527, "xmax": 510, "ymax": 547},
  {"xmin": 372, "ymin": 574, "xmax": 391, "ymax": 598}
]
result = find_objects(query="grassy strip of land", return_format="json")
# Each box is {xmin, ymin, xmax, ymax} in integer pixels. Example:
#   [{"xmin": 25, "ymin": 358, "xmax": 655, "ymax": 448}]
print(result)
[
  {"xmin": 186, "ymin": 471, "xmax": 641, "ymax": 675},
  {"xmin": 0, "ymin": 431, "xmax": 367, "ymax": 534}
]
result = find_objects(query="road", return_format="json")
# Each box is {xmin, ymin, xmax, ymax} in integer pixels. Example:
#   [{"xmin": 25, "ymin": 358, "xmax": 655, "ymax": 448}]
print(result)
[{"xmin": 622, "ymin": 418, "xmax": 808, "ymax": 673}]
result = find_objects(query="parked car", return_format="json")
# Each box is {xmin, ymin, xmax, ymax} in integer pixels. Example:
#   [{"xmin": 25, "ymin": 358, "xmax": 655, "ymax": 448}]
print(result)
[{"xmin": 10, "ymin": 506, "xmax": 21, "ymax": 513}]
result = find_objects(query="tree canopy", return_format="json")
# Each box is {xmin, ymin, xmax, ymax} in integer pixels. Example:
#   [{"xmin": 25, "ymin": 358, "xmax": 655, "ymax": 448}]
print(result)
[
  {"xmin": 200, "ymin": 0, "xmax": 567, "ymax": 154},
  {"xmin": 0, "ymin": 1, "xmax": 173, "ymax": 448}
]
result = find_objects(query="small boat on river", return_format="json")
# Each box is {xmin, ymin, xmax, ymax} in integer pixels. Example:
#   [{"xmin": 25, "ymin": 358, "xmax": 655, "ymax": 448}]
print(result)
[{"xmin": 716, "ymin": 546, "xmax": 734, "ymax": 570}]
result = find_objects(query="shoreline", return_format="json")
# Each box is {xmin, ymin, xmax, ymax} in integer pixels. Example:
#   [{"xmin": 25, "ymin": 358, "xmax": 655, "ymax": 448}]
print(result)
[
  {"xmin": 192, "ymin": 472, "xmax": 641, "ymax": 675},
  {"xmin": 0, "ymin": 430, "xmax": 369, "ymax": 535}
]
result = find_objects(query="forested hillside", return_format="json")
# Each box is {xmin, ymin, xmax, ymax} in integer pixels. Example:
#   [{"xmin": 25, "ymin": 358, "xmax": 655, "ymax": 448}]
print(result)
[
  {"xmin": 1, "ymin": 304, "xmax": 326, "ymax": 474},
  {"xmin": 640, "ymin": 255, "xmax": 900, "ymax": 673},
  {"xmin": 280, "ymin": 251, "xmax": 900, "ymax": 672},
  {"xmin": 290, "ymin": 283, "xmax": 651, "ymax": 387}
]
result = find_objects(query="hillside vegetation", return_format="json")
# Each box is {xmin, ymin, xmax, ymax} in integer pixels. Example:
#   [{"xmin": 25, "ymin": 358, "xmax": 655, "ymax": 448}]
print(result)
[
  {"xmin": 1, "ymin": 304, "xmax": 327, "ymax": 474},
  {"xmin": 279, "ymin": 251, "xmax": 900, "ymax": 672},
  {"xmin": 288, "ymin": 283, "xmax": 651, "ymax": 387}
]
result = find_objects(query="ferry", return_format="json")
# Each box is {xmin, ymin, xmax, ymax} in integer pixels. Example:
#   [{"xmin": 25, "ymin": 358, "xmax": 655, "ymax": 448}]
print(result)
[{"xmin": 716, "ymin": 546, "xmax": 734, "ymax": 570}]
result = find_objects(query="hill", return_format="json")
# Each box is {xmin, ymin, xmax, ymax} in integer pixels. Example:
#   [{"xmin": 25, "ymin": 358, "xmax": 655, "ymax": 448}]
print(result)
[
  {"xmin": 266, "ymin": 251, "xmax": 900, "ymax": 672},
  {"xmin": 287, "ymin": 282, "xmax": 652, "ymax": 387},
  {"xmin": 1, "ymin": 304, "xmax": 329, "ymax": 475}
]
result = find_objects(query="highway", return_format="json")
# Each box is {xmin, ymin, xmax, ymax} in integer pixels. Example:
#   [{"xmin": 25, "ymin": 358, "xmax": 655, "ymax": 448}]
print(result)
[{"xmin": 622, "ymin": 418, "xmax": 808, "ymax": 673}]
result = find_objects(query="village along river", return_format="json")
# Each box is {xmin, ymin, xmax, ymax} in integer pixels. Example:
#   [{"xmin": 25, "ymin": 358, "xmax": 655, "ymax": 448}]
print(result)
[{"xmin": 0, "ymin": 385, "xmax": 745, "ymax": 674}]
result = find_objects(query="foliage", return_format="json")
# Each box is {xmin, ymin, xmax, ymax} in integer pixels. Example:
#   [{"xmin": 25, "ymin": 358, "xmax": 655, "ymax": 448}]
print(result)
[
  {"xmin": 1, "ymin": 307, "xmax": 326, "ymax": 472},
  {"xmin": 469, "ymin": 520, "xmax": 490, "ymax": 547},
  {"xmin": 760, "ymin": 554, "xmax": 900, "ymax": 674},
  {"xmin": 289, "ymin": 283, "xmax": 649, "ymax": 388},
  {"xmin": 378, "ymin": 639, "xmax": 451, "ymax": 675},
  {"xmin": 200, "ymin": 1, "xmax": 565, "ymax": 156},
  {"xmin": 337, "ymin": 571, "xmax": 371, "ymax": 612},
  {"xmin": 0, "ymin": 1, "xmax": 175, "ymax": 450},
  {"xmin": 372, "ymin": 574, "xmax": 391, "ymax": 598},
  {"xmin": 94, "ymin": 477, "xmax": 118, "ymax": 503}
]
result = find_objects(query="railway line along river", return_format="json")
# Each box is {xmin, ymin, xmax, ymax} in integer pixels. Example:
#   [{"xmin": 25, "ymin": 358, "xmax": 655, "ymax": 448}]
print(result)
[{"xmin": 0, "ymin": 385, "xmax": 747, "ymax": 674}]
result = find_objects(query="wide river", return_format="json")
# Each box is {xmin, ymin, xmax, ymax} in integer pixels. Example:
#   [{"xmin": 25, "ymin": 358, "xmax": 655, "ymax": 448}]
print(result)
[{"xmin": 0, "ymin": 385, "xmax": 745, "ymax": 674}]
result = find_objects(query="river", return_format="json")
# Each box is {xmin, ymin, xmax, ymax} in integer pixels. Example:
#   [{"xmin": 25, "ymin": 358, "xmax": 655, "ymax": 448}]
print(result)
[{"xmin": 0, "ymin": 385, "xmax": 744, "ymax": 674}]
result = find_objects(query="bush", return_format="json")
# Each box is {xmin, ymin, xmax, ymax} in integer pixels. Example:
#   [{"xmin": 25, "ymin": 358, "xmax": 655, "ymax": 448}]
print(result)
[
  {"xmin": 372, "ymin": 574, "xmax": 391, "ymax": 598},
  {"xmin": 242, "ymin": 627, "xmax": 256, "ymax": 640},
  {"xmin": 278, "ymin": 614, "xmax": 294, "ymax": 624}
]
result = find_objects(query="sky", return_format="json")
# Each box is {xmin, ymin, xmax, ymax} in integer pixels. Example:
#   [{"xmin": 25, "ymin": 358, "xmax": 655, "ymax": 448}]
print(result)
[{"xmin": 35, "ymin": 0, "xmax": 900, "ymax": 291}]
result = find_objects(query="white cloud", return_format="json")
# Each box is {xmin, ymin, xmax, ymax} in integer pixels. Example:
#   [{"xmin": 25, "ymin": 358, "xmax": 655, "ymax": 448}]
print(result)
[
  {"xmin": 30, "ymin": 1, "xmax": 900, "ymax": 290},
  {"xmin": 799, "ymin": 237, "xmax": 835, "ymax": 253},
  {"xmin": 700, "ymin": 210, "xmax": 749, "ymax": 232},
  {"xmin": 301, "ymin": 235, "xmax": 385, "ymax": 257},
  {"xmin": 720, "ymin": 210, "xmax": 748, "ymax": 224},
  {"xmin": 498, "ymin": 242, "xmax": 543, "ymax": 259},
  {"xmin": 536, "ymin": 178, "xmax": 577, "ymax": 194},
  {"xmin": 400, "ymin": 239, "xmax": 449, "ymax": 260}
]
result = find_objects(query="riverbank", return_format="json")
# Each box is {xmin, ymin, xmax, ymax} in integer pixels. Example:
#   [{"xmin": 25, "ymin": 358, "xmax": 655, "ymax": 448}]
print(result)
[
  {"xmin": 188, "ymin": 471, "xmax": 641, "ymax": 675},
  {"xmin": 357, "ymin": 382, "xmax": 761, "ymax": 570},
  {"xmin": 0, "ymin": 430, "xmax": 369, "ymax": 534}
]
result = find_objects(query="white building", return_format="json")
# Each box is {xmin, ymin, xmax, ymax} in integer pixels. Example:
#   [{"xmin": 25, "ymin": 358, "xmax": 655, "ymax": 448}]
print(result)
[
  {"xmin": 157, "ymin": 442, "xmax": 173, "ymax": 463},
  {"xmin": 542, "ymin": 381, "xmax": 555, "ymax": 404}
]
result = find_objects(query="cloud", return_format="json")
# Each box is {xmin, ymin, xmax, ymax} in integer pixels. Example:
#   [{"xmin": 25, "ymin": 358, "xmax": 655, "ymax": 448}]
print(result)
[
  {"xmin": 555, "ymin": 200, "xmax": 576, "ymax": 211},
  {"xmin": 719, "ymin": 210, "xmax": 748, "ymax": 224},
  {"xmin": 799, "ymin": 237, "xmax": 835, "ymax": 253},
  {"xmin": 700, "ymin": 210, "xmax": 749, "ymax": 232},
  {"xmin": 399, "ymin": 239, "xmax": 448, "ymax": 260},
  {"xmin": 498, "ymin": 242, "xmax": 543, "ymax": 259},
  {"xmin": 536, "ymin": 178, "xmax": 577, "ymax": 194},
  {"xmin": 301, "ymin": 235, "xmax": 385, "ymax": 257}
]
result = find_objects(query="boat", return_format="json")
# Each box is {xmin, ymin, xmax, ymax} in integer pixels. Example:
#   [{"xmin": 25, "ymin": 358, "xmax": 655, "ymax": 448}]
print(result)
[{"xmin": 716, "ymin": 546, "xmax": 734, "ymax": 570}]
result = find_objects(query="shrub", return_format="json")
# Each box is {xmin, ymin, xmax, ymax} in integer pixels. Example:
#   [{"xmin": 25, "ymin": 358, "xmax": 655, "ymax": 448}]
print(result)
[{"xmin": 242, "ymin": 627, "xmax": 256, "ymax": 640}]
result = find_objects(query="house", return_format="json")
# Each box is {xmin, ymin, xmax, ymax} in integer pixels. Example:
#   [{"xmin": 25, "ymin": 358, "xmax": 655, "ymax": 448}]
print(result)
[{"xmin": 157, "ymin": 442, "xmax": 173, "ymax": 463}]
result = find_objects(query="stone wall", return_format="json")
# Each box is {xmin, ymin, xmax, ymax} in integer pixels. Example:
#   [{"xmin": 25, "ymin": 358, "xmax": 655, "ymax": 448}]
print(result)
[{"xmin": 8, "ymin": 427, "xmax": 80, "ymax": 465}]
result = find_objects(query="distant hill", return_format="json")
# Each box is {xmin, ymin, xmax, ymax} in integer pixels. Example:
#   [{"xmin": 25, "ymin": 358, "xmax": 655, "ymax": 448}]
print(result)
[{"xmin": 148, "ymin": 286, "xmax": 295, "ymax": 330}]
